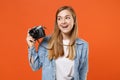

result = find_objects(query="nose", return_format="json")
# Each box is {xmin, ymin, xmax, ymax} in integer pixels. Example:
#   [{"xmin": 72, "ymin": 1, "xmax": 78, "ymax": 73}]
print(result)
[{"xmin": 61, "ymin": 18, "xmax": 66, "ymax": 24}]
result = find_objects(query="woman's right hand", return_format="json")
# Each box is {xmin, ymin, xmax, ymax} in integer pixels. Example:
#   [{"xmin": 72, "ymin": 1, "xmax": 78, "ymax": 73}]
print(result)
[{"xmin": 26, "ymin": 29, "xmax": 35, "ymax": 48}]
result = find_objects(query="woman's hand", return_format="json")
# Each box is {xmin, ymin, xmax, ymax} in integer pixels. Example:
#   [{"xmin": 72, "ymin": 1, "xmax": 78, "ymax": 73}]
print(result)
[{"xmin": 26, "ymin": 29, "xmax": 35, "ymax": 48}]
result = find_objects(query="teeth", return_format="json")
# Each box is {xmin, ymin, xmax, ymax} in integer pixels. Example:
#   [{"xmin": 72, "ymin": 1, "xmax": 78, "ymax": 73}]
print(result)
[{"xmin": 62, "ymin": 25, "xmax": 68, "ymax": 28}]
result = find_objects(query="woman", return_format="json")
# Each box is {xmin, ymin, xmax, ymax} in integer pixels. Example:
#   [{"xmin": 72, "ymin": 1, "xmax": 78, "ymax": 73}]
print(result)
[{"xmin": 26, "ymin": 6, "xmax": 89, "ymax": 80}]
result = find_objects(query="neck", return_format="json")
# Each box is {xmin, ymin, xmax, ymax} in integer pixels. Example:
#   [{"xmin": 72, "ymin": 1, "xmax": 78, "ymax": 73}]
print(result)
[{"xmin": 62, "ymin": 32, "xmax": 71, "ymax": 40}]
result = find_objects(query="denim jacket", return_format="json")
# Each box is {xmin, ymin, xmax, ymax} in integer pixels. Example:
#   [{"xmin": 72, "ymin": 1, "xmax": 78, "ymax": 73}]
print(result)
[{"xmin": 28, "ymin": 36, "xmax": 89, "ymax": 80}]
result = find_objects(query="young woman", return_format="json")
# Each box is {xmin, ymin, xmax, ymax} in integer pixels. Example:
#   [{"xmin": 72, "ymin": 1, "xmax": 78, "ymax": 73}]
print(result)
[{"xmin": 26, "ymin": 6, "xmax": 89, "ymax": 80}]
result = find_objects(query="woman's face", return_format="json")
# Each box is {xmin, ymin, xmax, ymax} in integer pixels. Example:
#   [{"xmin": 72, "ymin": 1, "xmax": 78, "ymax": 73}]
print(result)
[{"xmin": 57, "ymin": 10, "xmax": 74, "ymax": 35}]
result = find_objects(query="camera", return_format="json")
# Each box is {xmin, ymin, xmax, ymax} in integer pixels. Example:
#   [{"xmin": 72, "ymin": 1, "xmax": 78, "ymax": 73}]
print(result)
[{"xmin": 29, "ymin": 26, "xmax": 46, "ymax": 40}]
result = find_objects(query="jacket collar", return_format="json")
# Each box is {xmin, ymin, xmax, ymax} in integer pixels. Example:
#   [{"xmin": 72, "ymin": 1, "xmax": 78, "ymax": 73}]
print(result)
[{"xmin": 75, "ymin": 38, "xmax": 84, "ymax": 45}]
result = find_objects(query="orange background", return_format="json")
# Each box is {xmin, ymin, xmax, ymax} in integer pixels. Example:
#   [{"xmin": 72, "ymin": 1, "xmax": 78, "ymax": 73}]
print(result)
[{"xmin": 0, "ymin": 0, "xmax": 120, "ymax": 80}]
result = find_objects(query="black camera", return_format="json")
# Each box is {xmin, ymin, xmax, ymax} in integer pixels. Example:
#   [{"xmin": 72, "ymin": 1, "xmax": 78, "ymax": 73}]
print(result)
[{"xmin": 29, "ymin": 26, "xmax": 46, "ymax": 40}]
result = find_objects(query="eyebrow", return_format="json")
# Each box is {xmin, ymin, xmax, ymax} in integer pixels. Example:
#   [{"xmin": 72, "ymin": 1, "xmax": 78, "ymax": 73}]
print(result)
[{"xmin": 57, "ymin": 15, "xmax": 71, "ymax": 17}]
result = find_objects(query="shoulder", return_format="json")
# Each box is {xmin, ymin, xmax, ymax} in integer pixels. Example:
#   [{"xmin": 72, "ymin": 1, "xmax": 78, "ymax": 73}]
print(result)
[
  {"xmin": 75, "ymin": 38, "xmax": 88, "ymax": 49},
  {"xmin": 39, "ymin": 36, "xmax": 51, "ymax": 48},
  {"xmin": 42, "ymin": 36, "xmax": 51, "ymax": 42}
]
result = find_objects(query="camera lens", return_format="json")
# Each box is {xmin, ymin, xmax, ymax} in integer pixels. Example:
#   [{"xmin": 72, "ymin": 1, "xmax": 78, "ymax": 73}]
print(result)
[{"xmin": 29, "ymin": 26, "xmax": 46, "ymax": 40}]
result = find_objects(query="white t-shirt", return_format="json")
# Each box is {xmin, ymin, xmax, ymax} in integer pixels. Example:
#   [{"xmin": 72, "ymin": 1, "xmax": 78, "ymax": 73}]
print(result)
[{"xmin": 55, "ymin": 39, "xmax": 74, "ymax": 80}]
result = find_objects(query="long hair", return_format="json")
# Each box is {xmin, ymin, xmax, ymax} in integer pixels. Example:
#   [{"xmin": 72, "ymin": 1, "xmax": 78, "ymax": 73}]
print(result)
[{"xmin": 48, "ymin": 6, "xmax": 78, "ymax": 60}]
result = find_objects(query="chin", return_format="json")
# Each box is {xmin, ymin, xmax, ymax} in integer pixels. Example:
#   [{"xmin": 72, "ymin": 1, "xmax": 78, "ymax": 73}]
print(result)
[{"xmin": 62, "ymin": 31, "xmax": 71, "ymax": 34}]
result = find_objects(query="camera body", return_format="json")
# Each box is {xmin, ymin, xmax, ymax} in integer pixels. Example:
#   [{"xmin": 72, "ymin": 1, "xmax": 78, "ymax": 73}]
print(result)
[{"xmin": 29, "ymin": 26, "xmax": 46, "ymax": 40}]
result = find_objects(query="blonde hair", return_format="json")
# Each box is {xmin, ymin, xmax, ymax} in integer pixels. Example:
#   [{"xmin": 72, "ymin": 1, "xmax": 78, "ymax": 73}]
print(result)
[{"xmin": 48, "ymin": 6, "xmax": 78, "ymax": 60}]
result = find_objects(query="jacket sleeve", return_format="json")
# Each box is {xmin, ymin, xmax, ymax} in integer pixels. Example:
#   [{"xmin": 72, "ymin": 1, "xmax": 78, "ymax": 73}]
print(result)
[
  {"xmin": 79, "ymin": 42, "xmax": 89, "ymax": 80},
  {"xmin": 28, "ymin": 38, "xmax": 47, "ymax": 71}
]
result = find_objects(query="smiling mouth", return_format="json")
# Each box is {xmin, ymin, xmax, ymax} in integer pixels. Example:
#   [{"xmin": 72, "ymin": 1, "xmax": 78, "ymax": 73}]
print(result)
[{"xmin": 61, "ymin": 25, "xmax": 68, "ymax": 28}]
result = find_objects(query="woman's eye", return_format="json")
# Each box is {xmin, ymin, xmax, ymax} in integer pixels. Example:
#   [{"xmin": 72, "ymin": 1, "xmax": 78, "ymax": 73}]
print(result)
[
  {"xmin": 57, "ymin": 17, "xmax": 61, "ymax": 20},
  {"xmin": 66, "ymin": 17, "xmax": 70, "ymax": 19}
]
